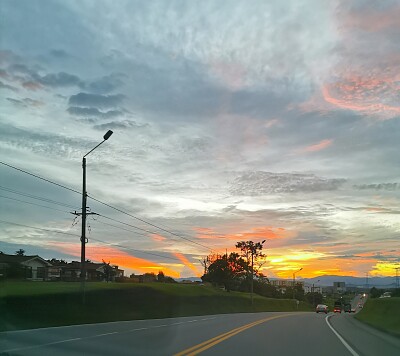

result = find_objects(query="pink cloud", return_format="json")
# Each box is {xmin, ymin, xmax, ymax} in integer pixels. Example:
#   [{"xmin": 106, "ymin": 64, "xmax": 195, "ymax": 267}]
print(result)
[{"xmin": 302, "ymin": 139, "xmax": 333, "ymax": 153}]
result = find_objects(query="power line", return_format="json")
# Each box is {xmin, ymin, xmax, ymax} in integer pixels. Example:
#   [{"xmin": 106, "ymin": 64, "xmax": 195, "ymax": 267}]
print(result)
[
  {"xmin": 0, "ymin": 185, "xmax": 78, "ymax": 209},
  {"xmin": 1, "ymin": 160, "xmax": 214, "ymax": 252},
  {"xmin": 93, "ymin": 218, "xmax": 151, "ymax": 238},
  {"xmin": 89, "ymin": 195, "xmax": 214, "ymax": 252},
  {"xmin": 89, "ymin": 236, "xmax": 182, "ymax": 262},
  {"xmin": 0, "ymin": 219, "xmax": 183, "ymax": 264},
  {"xmin": 0, "ymin": 219, "xmax": 79, "ymax": 237},
  {"xmin": 0, "ymin": 194, "xmax": 70, "ymax": 214},
  {"xmin": 0, "ymin": 161, "xmax": 81, "ymax": 195}
]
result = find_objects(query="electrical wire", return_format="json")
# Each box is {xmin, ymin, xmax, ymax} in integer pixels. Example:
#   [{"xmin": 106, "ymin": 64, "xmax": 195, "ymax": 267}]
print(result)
[
  {"xmin": 89, "ymin": 195, "xmax": 214, "ymax": 252},
  {"xmin": 1, "ymin": 160, "xmax": 214, "ymax": 252},
  {"xmin": 0, "ymin": 219, "xmax": 79, "ymax": 237},
  {"xmin": 0, "ymin": 185, "xmax": 78, "ymax": 209},
  {"xmin": 0, "ymin": 161, "xmax": 81, "ymax": 195},
  {"xmin": 0, "ymin": 194, "xmax": 70, "ymax": 213},
  {"xmin": 0, "ymin": 219, "xmax": 183, "ymax": 263}
]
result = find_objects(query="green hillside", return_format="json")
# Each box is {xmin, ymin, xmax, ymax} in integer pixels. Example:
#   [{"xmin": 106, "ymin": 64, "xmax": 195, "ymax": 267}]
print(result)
[
  {"xmin": 355, "ymin": 297, "xmax": 400, "ymax": 336},
  {"xmin": 0, "ymin": 281, "xmax": 311, "ymax": 331}
]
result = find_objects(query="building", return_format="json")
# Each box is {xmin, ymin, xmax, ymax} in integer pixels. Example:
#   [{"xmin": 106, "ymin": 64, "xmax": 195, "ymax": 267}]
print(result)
[
  {"xmin": 0, "ymin": 253, "xmax": 52, "ymax": 281},
  {"xmin": 270, "ymin": 279, "xmax": 305, "ymax": 293},
  {"xmin": 333, "ymin": 281, "xmax": 346, "ymax": 293},
  {"xmin": 53, "ymin": 261, "xmax": 124, "ymax": 281},
  {"xmin": 0, "ymin": 253, "xmax": 124, "ymax": 282},
  {"xmin": 304, "ymin": 284, "xmax": 322, "ymax": 294}
]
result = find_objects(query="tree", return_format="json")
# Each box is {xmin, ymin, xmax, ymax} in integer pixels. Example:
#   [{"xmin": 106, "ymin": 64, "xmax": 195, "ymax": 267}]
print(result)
[
  {"xmin": 202, "ymin": 253, "xmax": 247, "ymax": 291},
  {"xmin": 369, "ymin": 286, "xmax": 381, "ymax": 298},
  {"xmin": 200, "ymin": 254, "xmax": 217, "ymax": 275},
  {"xmin": 47, "ymin": 258, "xmax": 67, "ymax": 265},
  {"xmin": 15, "ymin": 249, "xmax": 25, "ymax": 256},
  {"xmin": 157, "ymin": 271, "xmax": 165, "ymax": 282},
  {"xmin": 102, "ymin": 260, "xmax": 116, "ymax": 282},
  {"xmin": 236, "ymin": 240, "xmax": 267, "ymax": 304}
]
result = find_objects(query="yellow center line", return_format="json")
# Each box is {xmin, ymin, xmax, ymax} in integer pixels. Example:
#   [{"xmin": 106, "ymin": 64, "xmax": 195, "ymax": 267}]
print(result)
[{"xmin": 174, "ymin": 314, "xmax": 292, "ymax": 356}]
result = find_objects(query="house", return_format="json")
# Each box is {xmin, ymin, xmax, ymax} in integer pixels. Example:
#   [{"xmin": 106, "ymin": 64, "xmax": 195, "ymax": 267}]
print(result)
[
  {"xmin": 53, "ymin": 261, "xmax": 124, "ymax": 281},
  {"xmin": 0, "ymin": 253, "xmax": 52, "ymax": 281}
]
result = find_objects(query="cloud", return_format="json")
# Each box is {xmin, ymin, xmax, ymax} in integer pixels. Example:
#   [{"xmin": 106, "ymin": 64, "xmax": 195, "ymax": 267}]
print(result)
[
  {"xmin": 6, "ymin": 97, "xmax": 43, "ymax": 107},
  {"xmin": 69, "ymin": 92, "xmax": 124, "ymax": 109},
  {"xmin": 354, "ymin": 183, "xmax": 399, "ymax": 191},
  {"xmin": 0, "ymin": 80, "xmax": 18, "ymax": 91},
  {"xmin": 229, "ymin": 171, "xmax": 346, "ymax": 196},
  {"xmin": 93, "ymin": 120, "xmax": 148, "ymax": 130},
  {"xmin": 67, "ymin": 106, "xmax": 123, "ymax": 118},
  {"xmin": 38, "ymin": 72, "xmax": 83, "ymax": 87},
  {"xmin": 301, "ymin": 139, "xmax": 333, "ymax": 153},
  {"xmin": 22, "ymin": 81, "xmax": 42, "ymax": 91},
  {"xmin": 86, "ymin": 73, "xmax": 125, "ymax": 94}
]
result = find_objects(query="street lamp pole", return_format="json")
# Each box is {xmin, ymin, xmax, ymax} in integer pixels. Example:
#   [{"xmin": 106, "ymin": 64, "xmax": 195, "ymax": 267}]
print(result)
[
  {"xmin": 80, "ymin": 130, "xmax": 113, "ymax": 302},
  {"xmin": 292, "ymin": 267, "xmax": 303, "ymax": 299}
]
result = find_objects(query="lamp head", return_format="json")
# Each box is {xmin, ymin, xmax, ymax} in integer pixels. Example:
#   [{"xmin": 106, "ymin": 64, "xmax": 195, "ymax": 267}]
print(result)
[{"xmin": 103, "ymin": 130, "xmax": 113, "ymax": 140}]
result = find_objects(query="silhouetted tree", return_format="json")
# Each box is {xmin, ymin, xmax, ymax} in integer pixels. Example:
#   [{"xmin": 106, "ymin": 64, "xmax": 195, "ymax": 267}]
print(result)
[
  {"xmin": 102, "ymin": 260, "xmax": 115, "ymax": 282},
  {"xmin": 157, "ymin": 271, "xmax": 165, "ymax": 282},
  {"xmin": 236, "ymin": 240, "xmax": 267, "ymax": 304},
  {"xmin": 202, "ymin": 253, "xmax": 247, "ymax": 291},
  {"xmin": 15, "ymin": 249, "xmax": 25, "ymax": 256}
]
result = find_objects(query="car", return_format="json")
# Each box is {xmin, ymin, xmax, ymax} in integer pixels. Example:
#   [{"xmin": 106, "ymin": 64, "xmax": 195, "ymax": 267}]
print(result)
[
  {"xmin": 316, "ymin": 304, "xmax": 329, "ymax": 314},
  {"xmin": 333, "ymin": 306, "xmax": 341, "ymax": 313},
  {"xmin": 344, "ymin": 303, "xmax": 351, "ymax": 313},
  {"xmin": 351, "ymin": 308, "xmax": 356, "ymax": 313}
]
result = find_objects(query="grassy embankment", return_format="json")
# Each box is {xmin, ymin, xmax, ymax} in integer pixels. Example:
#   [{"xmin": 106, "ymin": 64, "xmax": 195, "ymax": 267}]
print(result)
[
  {"xmin": 0, "ymin": 281, "xmax": 312, "ymax": 331},
  {"xmin": 355, "ymin": 297, "xmax": 400, "ymax": 337}
]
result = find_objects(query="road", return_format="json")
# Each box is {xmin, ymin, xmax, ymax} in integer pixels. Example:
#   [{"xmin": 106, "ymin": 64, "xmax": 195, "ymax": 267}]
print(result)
[{"xmin": 0, "ymin": 311, "xmax": 399, "ymax": 355}]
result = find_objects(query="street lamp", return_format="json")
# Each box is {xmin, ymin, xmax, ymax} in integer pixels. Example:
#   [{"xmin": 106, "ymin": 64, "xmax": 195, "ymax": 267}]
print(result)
[
  {"xmin": 292, "ymin": 267, "xmax": 303, "ymax": 299},
  {"xmin": 312, "ymin": 279, "xmax": 320, "ymax": 306},
  {"xmin": 80, "ymin": 130, "xmax": 113, "ymax": 300}
]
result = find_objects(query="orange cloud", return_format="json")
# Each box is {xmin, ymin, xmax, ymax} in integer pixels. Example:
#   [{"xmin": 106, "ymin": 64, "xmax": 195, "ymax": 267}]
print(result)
[
  {"xmin": 151, "ymin": 233, "xmax": 167, "ymax": 242},
  {"xmin": 302, "ymin": 139, "xmax": 333, "ymax": 153},
  {"xmin": 196, "ymin": 226, "xmax": 292, "ymax": 241},
  {"xmin": 173, "ymin": 252, "xmax": 201, "ymax": 277},
  {"xmin": 47, "ymin": 241, "xmax": 180, "ymax": 278}
]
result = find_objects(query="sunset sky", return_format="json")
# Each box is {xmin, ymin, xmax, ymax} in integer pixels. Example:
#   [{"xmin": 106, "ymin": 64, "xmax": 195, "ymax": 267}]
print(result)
[{"xmin": 1, "ymin": 0, "xmax": 399, "ymax": 279}]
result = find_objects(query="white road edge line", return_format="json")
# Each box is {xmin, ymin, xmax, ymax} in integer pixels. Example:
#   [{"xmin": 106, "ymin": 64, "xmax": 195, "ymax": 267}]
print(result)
[
  {"xmin": 325, "ymin": 315, "xmax": 359, "ymax": 356},
  {"xmin": 2, "ymin": 337, "xmax": 82, "ymax": 353}
]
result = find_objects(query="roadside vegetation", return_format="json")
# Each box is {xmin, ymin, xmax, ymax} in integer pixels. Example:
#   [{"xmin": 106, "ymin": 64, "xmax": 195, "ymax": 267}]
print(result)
[
  {"xmin": 0, "ymin": 281, "xmax": 312, "ymax": 331},
  {"xmin": 355, "ymin": 297, "xmax": 400, "ymax": 336}
]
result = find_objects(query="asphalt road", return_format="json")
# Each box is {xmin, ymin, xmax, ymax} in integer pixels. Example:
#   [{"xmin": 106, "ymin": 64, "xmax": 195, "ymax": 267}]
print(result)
[{"xmin": 0, "ymin": 311, "xmax": 399, "ymax": 355}]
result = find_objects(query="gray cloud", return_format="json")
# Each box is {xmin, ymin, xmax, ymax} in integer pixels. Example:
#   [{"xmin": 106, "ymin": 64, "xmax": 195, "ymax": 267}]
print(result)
[
  {"xmin": 229, "ymin": 171, "xmax": 346, "ymax": 196},
  {"xmin": 67, "ymin": 106, "xmax": 123, "ymax": 118},
  {"xmin": 0, "ymin": 80, "xmax": 18, "ymax": 91},
  {"xmin": 38, "ymin": 72, "xmax": 83, "ymax": 87},
  {"xmin": 86, "ymin": 73, "xmax": 125, "ymax": 94},
  {"xmin": 69, "ymin": 92, "xmax": 124, "ymax": 109},
  {"xmin": 354, "ymin": 183, "xmax": 399, "ymax": 191},
  {"xmin": 93, "ymin": 120, "xmax": 148, "ymax": 131},
  {"xmin": 6, "ymin": 97, "xmax": 43, "ymax": 107}
]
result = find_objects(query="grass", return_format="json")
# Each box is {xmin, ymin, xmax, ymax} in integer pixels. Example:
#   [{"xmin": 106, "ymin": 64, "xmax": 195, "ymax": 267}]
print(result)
[
  {"xmin": 355, "ymin": 297, "xmax": 400, "ymax": 336},
  {"xmin": 0, "ymin": 281, "xmax": 312, "ymax": 331}
]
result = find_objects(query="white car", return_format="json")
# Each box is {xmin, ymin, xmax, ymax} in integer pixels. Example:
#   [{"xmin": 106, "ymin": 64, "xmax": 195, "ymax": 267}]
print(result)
[{"xmin": 316, "ymin": 304, "xmax": 329, "ymax": 314}]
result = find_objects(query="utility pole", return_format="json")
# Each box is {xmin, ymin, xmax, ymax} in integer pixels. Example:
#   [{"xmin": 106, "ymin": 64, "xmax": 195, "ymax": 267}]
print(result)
[
  {"xmin": 292, "ymin": 267, "xmax": 303, "ymax": 299},
  {"xmin": 366, "ymin": 272, "xmax": 369, "ymax": 291},
  {"xmin": 396, "ymin": 267, "xmax": 399, "ymax": 288},
  {"xmin": 73, "ymin": 130, "xmax": 113, "ymax": 304}
]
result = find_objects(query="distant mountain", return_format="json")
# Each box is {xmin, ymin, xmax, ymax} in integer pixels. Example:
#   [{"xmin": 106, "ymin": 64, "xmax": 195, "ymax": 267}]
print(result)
[
  {"xmin": 297, "ymin": 275, "xmax": 398, "ymax": 288},
  {"xmin": 176, "ymin": 277, "xmax": 202, "ymax": 282}
]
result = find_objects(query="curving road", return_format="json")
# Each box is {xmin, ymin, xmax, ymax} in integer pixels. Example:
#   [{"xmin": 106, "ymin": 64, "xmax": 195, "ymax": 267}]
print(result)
[{"xmin": 0, "ymin": 311, "xmax": 399, "ymax": 355}]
